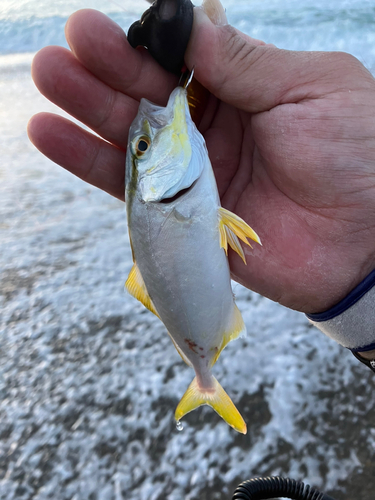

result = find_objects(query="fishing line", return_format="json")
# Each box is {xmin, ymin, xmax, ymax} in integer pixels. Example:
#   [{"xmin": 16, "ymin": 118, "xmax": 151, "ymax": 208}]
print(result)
[{"xmin": 184, "ymin": 67, "xmax": 195, "ymax": 89}]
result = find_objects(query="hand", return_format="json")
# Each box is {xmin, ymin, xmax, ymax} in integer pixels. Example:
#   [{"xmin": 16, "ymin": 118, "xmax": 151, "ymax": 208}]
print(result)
[{"xmin": 28, "ymin": 7, "xmax": 375, "ymax": 314}]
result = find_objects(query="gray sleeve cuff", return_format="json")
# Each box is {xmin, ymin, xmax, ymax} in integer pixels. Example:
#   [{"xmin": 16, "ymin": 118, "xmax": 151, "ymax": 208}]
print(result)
[{"xmin": 306, "ymin": 269, "xmax": 375, "ymax": 351}]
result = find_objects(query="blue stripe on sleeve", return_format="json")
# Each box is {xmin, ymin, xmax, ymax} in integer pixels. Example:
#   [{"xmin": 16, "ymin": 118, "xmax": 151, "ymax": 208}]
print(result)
[
  {"xmin": 350, "ymin": 341, "xmax": 375, "ymax": 353},
  {"xmin": 306, "ymin": 268, "xmax": 375, "ymax": 322}
]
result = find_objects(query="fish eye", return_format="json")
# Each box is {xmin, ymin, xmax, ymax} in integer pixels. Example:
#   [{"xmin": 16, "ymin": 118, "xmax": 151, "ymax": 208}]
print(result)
[
  {"xmin": 134, "ymin": 136, "xmax": 151, "ymax": 157},
  {"xmin": 138, "ymin": 139, "xmax": 149, "ymax": 152}
]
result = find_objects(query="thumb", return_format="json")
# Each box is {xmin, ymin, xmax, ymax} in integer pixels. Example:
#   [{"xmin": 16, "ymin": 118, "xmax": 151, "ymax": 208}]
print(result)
[{"xmin": 185, "ymin": 7, "xmax": 364, "ymax": 113}]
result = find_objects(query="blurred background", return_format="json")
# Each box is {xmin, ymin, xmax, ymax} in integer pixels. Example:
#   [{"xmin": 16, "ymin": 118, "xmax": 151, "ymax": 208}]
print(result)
[{"xmin": 1, "ymin": 1, "xmax": 375, "ymax": 499}]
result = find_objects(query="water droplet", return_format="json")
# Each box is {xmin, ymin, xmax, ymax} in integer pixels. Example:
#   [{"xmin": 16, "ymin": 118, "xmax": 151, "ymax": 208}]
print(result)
[{"xmin": 176, "ymin": 420, "xmax": 183, "ymax": 432}]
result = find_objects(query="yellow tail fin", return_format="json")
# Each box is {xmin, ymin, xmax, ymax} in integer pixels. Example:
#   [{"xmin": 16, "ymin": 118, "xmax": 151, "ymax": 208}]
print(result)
[{"xmin": 175, "ymin": 376, "xmax": 247, "ymax": 434}]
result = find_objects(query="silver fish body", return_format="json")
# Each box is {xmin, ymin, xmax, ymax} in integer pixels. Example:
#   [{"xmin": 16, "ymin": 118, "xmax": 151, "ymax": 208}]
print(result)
[{"xmin": 125, "ymin": 87, "xmax": 260, "ymax": 433}]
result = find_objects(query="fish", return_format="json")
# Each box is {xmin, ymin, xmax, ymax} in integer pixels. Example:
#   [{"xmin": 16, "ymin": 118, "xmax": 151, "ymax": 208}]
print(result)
[{"xmin": 125, "ymin": 85, "xmax": 261, "ymax": 434}]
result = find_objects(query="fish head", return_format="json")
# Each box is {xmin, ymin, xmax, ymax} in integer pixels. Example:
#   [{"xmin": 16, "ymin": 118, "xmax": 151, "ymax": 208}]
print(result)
[{"xmin": 126, "ymin": 87, "xmax": 206, "ymax": 203}]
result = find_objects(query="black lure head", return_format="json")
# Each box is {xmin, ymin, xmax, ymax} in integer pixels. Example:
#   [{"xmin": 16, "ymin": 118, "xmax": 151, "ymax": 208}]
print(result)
[{"xmin": 127, "ymin": 0, "xmax": 194, "ymax": 75}]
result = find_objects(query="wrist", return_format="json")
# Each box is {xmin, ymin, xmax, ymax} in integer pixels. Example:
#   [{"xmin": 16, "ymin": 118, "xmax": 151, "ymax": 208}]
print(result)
[{"xmin": 307, "ymin": 257, "xmax": 375, "ymax": 314}]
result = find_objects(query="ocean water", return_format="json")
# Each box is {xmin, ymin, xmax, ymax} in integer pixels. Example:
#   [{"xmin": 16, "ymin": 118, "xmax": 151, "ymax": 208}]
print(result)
[{"xmin": 1, "ymin": 1, "xmax": 375, "ymax": 499}]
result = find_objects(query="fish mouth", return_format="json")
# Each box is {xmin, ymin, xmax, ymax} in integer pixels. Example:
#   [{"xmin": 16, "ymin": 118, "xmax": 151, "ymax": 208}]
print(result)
[{"xmin": 159, "ymin": 179, "xmax": 197, "ymax": 204}]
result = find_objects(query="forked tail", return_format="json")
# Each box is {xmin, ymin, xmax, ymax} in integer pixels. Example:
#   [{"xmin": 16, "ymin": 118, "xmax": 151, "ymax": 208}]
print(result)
[{"xmin": 175, "ymin": 376, "xmax": 247, "ymax": 434}]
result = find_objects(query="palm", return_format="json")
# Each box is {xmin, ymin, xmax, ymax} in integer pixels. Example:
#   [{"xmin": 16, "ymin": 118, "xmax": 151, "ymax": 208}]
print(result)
[
  {"xmin": 206, "ymin": 94, "xmax": 375, "ymax": 311},
  {"xmin": 28, "ymin": 9, "xmax": 375, "ymax": 313}
]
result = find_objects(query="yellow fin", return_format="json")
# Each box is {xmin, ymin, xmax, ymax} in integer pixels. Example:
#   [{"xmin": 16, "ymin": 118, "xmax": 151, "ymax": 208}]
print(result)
[
  {"xmin": 218, "ymin": 207, "xmax": 261, "ymax": 264},
  {"xmin": 175, "ymin": 376, "xmax": 247, "ymax": 434},
  {"xmin": 211, "ymin": 304, "xmax": 246, "ymax": 366},
  {"xmin": 125, "ymin": 263, "xmax": 159, "ymax": 317}
]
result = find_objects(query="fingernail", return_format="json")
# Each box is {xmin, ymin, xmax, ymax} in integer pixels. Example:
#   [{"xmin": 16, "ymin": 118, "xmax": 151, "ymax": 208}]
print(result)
[
  {"xmin": 202, "ymin": 0, "xmax": 228, "ymax": 26},
  {"xmin": 191, "ymin": 6, "xmax": 213, "ymax": 32}
]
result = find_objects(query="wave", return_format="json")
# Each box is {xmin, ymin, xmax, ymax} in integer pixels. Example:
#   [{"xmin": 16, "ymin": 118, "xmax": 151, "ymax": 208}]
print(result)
[
  {"xmin": 0, "ymin": 16, "xmax": 68, "ymax": 55},
  {"xmin": 1, "ymin": 3, "xmax": 374, "ymax": 57},
  {"xmin": 0, "ymin": 12, "xmax": 134, "ymax": 56}
]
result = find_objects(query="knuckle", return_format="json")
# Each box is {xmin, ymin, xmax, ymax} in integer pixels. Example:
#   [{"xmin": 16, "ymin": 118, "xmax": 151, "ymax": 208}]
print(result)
[
  {"xmin": 96, "ymin": 90, "xmax": 117, "ymax": 130},
  {"xmin": 334, "ymin": 52, "xmax": 369, "ymax": 78},
  {"xmin": 216, "ymin": 26, "xmax": 262, "ymax": 89}
]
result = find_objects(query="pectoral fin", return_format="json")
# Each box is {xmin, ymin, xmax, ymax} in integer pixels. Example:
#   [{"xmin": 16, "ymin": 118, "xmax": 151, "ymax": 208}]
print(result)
[
  {"xmin": 175, "ymin": 376, "xmax": 247, "ymax": 434},
  {"xmin": 218, "ymin": 207, "xmax": 261, "ymax": 264},
  {"xmin": 125, "ymin": 263, "xmax": 159, "ymax": 317}
]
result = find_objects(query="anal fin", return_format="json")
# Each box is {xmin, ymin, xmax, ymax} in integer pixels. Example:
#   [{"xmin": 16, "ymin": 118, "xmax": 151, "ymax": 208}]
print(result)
[
  {"xmin": 125, "ymin": 263, "xmax": 159, "ymax": 317},
  {"xmin": 175, "ymin": 376, "xmax": 247, "ymax": 434},
  {"xmin": 218, "ymin": 207, "xmax": 261, "ymax": 264},
  {"xmin": 211, "ymin": 304, "xmax": 246, "ymax": 366}
]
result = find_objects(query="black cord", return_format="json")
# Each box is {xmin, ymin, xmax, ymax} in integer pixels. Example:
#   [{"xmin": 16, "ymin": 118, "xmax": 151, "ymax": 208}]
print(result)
[{"xmin": 232, "ymin": 476, "xmax": 338, "ymax": 500}]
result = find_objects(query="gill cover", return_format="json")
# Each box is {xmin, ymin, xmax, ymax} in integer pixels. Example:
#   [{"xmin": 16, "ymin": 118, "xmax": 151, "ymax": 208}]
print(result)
[{"xmin": 129, "ymin": 87, "xmax": 206, "ymax": 203}]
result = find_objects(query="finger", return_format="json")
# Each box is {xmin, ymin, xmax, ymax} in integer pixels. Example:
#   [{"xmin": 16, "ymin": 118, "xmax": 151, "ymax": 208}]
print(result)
[
  {"xmin": 31, "ymin": 46, "xmax": 139, "ymax": 149},
  {"xmin": 65, "ymin": 9, "xmax": 177, "ymax": 104},
  {"xmin": 186, "ymin": 7, "xmax": 370, "ymax": 113},
  {"xmin": 27, "ymin": 113, "xmax": 125, "ymax": 200}
]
